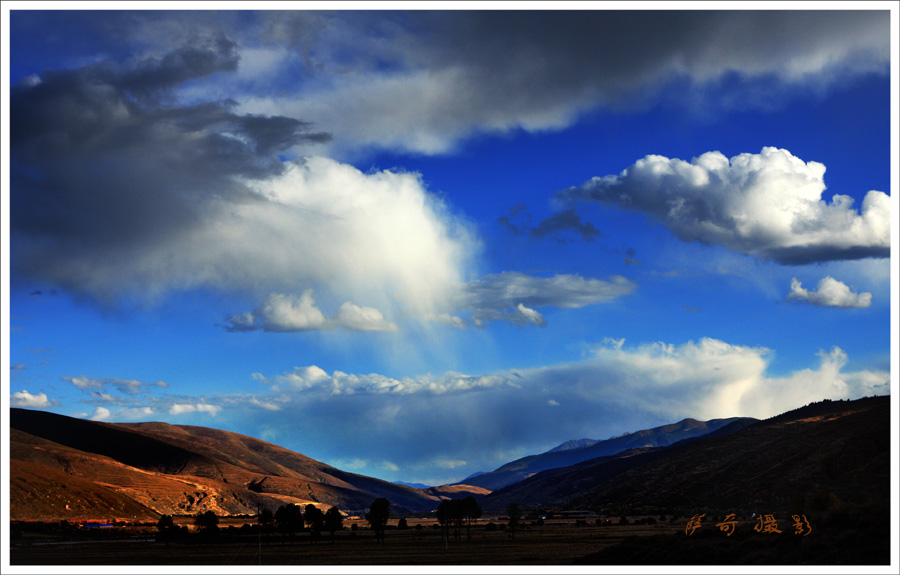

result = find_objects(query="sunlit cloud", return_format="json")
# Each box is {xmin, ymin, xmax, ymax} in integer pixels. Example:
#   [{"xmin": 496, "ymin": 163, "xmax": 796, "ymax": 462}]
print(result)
[
  {"xmin": 786, "ymin": 276, "xmax": 873, "ymax": 309},
  {"xmin": 10, "ymin": 390, "xmax": 57, "ymax": 409},
  {"xmin": 556, "ymin": 147, "xmax": 890, "ymax": 264}
]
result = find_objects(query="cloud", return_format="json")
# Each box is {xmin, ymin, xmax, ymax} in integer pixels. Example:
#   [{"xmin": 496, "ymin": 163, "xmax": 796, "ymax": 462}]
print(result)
[
  {"xmin": 225, "ymin": 272, "xmax": 634, "ymax": 332},
  {"xmin": 499, "ymin": 205, "xmax": 601, "ymax": 244},
  {"xmin": 11, "ymin": 364, "xmax": 27, "ymax": 371},
  {"xmin": 556, "ymin": 147, "xmax": 890, "ymax": 264},
  {"xmin": 257, "ymin": 367, "xmax": 514, "ymax": 396},
  {"xmin": 232, "ymin": 337, "xmax": 887, "ymax": 484},
  {"xmin": 11, "ymin": 39, "xmax": 475, "ymax": 319},
  {"xmin": 223, "ymin": 290, "xmax": 398, "ymax": 333},
  {"xmin": 118, "ymin": 407, "xmax": 156, "ymax": 420},
  {"xmin": 90, "ymin": 407, "xmax": 112, "ymax": 422},
  {"xmin": 10, "ymin": 390, "xmax": 57, "ymax": 409},
  {"xmin": 169, "ymin": 403, "xmax": 222, "ymax": 417},
  {"xmin": 786, "ymin": 277, "xmax": 873, "ymax": 309},
  {"xmin": 333, "ymin": 302, "xmax": 399, "ymax": 332},
  {"xmin": 63, "ymin": 376, "xmax": 156, "ymax": 395},
  {"xmin": 459, "ymin": 272, "xmax": 636, "ymax": 328},
  {"xmin": 241, "ymin": 11, "xmax": 888, "ymax": 155}
]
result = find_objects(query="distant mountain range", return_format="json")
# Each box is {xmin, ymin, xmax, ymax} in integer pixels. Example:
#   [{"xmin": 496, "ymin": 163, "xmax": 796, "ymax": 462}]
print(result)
[
  {"xmin": 10, "ymin": 396, "xmax": 890, "ymax": 524},
  {"xmin": 479, "ymin": 396, "xmax": 891, "ymax": 514},
  {"xmin": 456, "ymin": 417, "xmax": 757, "ymax": 491}
]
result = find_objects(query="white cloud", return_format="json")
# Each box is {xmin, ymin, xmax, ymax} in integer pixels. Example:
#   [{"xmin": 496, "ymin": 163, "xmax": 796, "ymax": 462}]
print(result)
[
  {"xmin": 333, "ymin": 301, "xmax": 399, "ymax": 332},
  {"xmin": 10, "ymin": 390, "xmax": 56, "ymax": 409},
  {"xmin": 90, "ymin": 407, "xmax": 112, "ymax": 421},
  {"xmin": 259, "ymin": 366, "xmax": 514, "ymax": 396},
  {"xmin": 786, "ymin": 276, "xmax": 873, "ymax": 309},
  {"xmin": 169, "ymin": 403, "xmax": 222, "ymax": 417},
  {"xmin": 224, "ymin": 291, "xmax": 399, "ymax": 333},
  {"xmin": 239, "ymin": 290, "xmax": 329, "ymax": 332},
  {"xmin": 557, "ymin": 147, "xmax": 890, "ymax": 264},
  {"xmin": 64, "ymin": 376, "xmax": 104, "ymax": 391}
]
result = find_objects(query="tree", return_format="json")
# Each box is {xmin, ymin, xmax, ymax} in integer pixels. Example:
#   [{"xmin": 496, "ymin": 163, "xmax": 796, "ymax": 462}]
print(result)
[
  {"xmin": 275, "ymin": 504, "xmax": 304, "ymax": 543},
  {"xmin": 506, "ymin": 503, "xmax": 522, "ymax": 540},
  {"xmin": 462, "ymin": 496, "xmax": 482, "ymax": 541},
  {"xmin": 157, "ymin": 515, "xmax": 177, "ymax": 545},
  {"xmin": 366, "ymin": 498, "xmax": 391, "ymax": 543},
  {"xmin": 436, "ymin": 500, "xmax": 452, "ymax": 543},
  {"xmin": 194, "ymin": 510, "xmax": 219, "ymax": 539},
  {"xmin": 259, "ymin": 507, "xmax": 275, "ymax": 540},
  {"xmin": 304, "ymin": 504, "xmax": 325, "ymax": 543},
  {"xmin": 324, "ymin": 506, "xmax": 343, "ymax": 542}
]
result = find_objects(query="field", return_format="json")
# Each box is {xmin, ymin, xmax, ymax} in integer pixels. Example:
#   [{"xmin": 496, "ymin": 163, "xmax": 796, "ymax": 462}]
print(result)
[{"xmin": 9, "ymin": 518, "xmax": 682, "ymax": 566}]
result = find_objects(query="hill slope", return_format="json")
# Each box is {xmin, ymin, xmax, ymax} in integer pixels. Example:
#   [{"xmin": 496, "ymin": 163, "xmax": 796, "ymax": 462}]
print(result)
[{"xmin": 10, "ymin": 409, "xmax": 445, "ymax": 520}]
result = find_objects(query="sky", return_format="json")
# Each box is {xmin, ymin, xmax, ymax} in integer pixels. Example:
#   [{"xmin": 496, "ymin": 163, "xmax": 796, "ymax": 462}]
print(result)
[{"xmin": 3, "ymin": 4, "xmax": 898, "ymax": 487}]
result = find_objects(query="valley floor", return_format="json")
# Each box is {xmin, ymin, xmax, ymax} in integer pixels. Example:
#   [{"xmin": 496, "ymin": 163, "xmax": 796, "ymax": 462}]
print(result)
[
  {"xmin": 10, "ymin": 521, "xmax": 679, "ymax": 566},
  {"xmin": 9, "ymin": 516, "xmax": 890, "ymax": 566}
]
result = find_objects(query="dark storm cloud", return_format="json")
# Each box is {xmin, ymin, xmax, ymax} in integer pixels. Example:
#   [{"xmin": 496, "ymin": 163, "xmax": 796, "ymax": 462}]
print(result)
[
  {"xmin": 112, "ymin": 34, "xmax": 241, "ymax": 98},
  {"xmin": 421, "ymin": 10, "xmax": 888, "ymax": 101},
  {"xmin": 530, "ymin": 209, "xmax": 601, "ymax": 243},
  {"xmin": 499, "ymin": 204, "xmax": 600, "ymax": 244},
  {"xmin": 254, "ymin": 10, "xmax": 888, "ymax": 155},
  {"xmin": 10, "ymin": 37, "xmax": 330, "ymax": 298}
]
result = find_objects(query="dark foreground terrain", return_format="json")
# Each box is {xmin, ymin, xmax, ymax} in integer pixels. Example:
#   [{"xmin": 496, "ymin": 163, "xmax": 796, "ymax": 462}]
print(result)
[{"xmin": 10, "ymin": 511, "xmax": 890, "ymax": 566}]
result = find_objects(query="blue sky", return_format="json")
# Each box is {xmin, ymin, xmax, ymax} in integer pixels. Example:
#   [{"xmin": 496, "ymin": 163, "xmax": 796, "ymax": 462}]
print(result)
[{"xmin": 3, "ymin": 5, "xmax": 897, "ymax": 486}]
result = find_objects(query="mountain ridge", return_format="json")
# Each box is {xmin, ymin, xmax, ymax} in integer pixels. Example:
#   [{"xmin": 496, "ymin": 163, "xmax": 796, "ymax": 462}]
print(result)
[
  {"xmin": 456, "ymin": 416, "xmax": 756, "ymax": 491},
  {"xmin": 478, "ymin": 395, "xmax": 890, "ymax": 513}
]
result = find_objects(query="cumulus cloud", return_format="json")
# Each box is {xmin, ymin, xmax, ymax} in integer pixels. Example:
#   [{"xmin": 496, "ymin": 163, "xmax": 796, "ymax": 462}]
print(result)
[
  {"xmin": 241, "ymin": 11, "xmax": 888, "ymax": 155},
  {"xmin": 223, "ymin": 290, "xmax": 398, "ymax": 333},
  {"xmin": 90, "ymin": 407, "xmax": 112, "ymax": 422},
  {"xmin": 169, "ymin": 403, "xmax": 222, "ymax": 417},
  {"xmin": 10, "ymin": 390, "xmax": 57, "ymax": 409},
  {"xmin": 786, "ymin": 277, "xmax": 873, "ymax": 309},
  {"xmin": 556, "ymin": 147, "xmax": 890, "ymax": 264},
  {"xmin": 10, "ymin": 39, "xmax": 474, "ymax": 320}
]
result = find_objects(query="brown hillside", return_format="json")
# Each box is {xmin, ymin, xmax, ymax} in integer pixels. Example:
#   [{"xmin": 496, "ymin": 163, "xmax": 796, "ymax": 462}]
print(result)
[{"xmin": 10, "ymin": 409, "xmax": 443, "ymax": 521}]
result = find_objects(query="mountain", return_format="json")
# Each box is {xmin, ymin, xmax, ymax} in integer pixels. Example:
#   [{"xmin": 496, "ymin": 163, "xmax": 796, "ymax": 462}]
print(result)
[
  {"xmin": 479, "ymin": 396, "xmax": 891, "ymax": 514},
  {"xmin": 546, "ymin": 438, "xmax": 598, "ymax": 453},
  {"xmin": 394, "ymin": 481, "xmax": 431, "ymax": 489},
  {"xmin": 9, "ymin": 408, "xmax": 449, "ymax": 521},
  {"xmin": 458, "ymin": 417, "xmax": 756, "ymax": 491}
]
